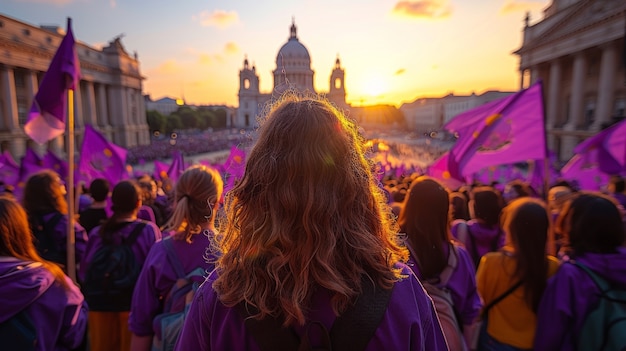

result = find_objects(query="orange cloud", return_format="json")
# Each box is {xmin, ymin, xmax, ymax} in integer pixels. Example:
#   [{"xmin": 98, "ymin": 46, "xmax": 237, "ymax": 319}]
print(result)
[
  {"xmin": 393, "ymin": 0, "xmax": 452, "ymax": 19},
  {"xmin": 224, "ymin": 42, "xmax": 239, "ymax": 55},
  {"xmin": 155, "ymin": 60, "xmax": 182, "ymax": 74},
  {"xmin": 195, "ymin": 10, "xmax": 239, "ymax": 28},
  {"xmin": 500, "ymin": 0, "xmax": 544, "ymax": 14}
]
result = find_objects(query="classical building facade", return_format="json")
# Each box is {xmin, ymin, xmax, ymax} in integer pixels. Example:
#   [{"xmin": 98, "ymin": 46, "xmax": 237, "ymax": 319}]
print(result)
[
  {"xmin": 515, "ymin": 0, "xmax": 626, "ymax": 162},
  {"xmin": 236, "ymin": 20, "xmax": 349, "ymax": 128},
  {"xmin": 0, "ymin": 14, "xmax": 150, "ymax": 159}
]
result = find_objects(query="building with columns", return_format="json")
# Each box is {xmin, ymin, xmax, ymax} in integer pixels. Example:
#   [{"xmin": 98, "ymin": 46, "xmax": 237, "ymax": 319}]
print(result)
[
  {"xmin": 515, "ymin": 0, "xmax": 626, "ymax": 162},
  {"xmin": 0, "ymin": 14, "xmax": 150, "ymax": 160},
  {"xmin": 236, "ymin": 20, "xmax": 349, "ymax": 128}
]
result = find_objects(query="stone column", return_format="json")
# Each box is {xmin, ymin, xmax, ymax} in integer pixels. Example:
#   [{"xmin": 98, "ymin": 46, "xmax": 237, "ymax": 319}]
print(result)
[
  {"xmin": 25, "ymin": 70, "xmax": 47, "ymax": 155},
  {"xmin": 561, "ymin": 53, "xmax": 587, "ymax": 160},
  {"xmin": 520, "ymin": 69, "xmax": 526, "ymax": 90},
  {"xmin": 1, "ymin": 66, "xmax": 20, "ymax": 132},
  {"xmin": 73, "ymin": 81, "xmax": 84, "ymax": 128},
  {"xmin": 96, "ymin": 84, "xmax": 110, "ymax": 128},
  {"xmin": 530, "ymin": 66, "xmax": 539, "ymax": 86},
  {"xmin": 84, "ymin": 81, "xmax": 98, "ymax": 126},
  {"xmin": 592, "ymin": 43, "xmax": 616, "ymax": 130},
  {"xmin": 546, "ymin": 59, "xmax": 562, "ymax": 151}
]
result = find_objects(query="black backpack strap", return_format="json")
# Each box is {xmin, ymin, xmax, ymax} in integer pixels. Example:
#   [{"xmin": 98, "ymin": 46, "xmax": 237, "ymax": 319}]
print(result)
[
  {"xmin": 466, "ymin": 225, "xmax": 481, "ymax": 266},
  {"xmin": 235, "ymin": 303, "xmax": 300, "ymax": 351},
  {"xmin": 330, "ymin": 276, "xmax": 393, "ymax": 350},
  {"xmin": 481, "ymin": 280, "xmax": 522, "ymax": 319},
  {"xmin": 123, "ymin": 221, "xmax": 147, "ymax": 246}
]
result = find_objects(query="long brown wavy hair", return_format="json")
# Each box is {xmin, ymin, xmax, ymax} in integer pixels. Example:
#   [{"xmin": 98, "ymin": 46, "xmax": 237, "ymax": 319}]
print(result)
[
  {"xmin": 398, "ymin": 176, "xmax": 452, "ymax": 279},
  {"xmin": 0, "ymin": 195, "xmax": 68, "ymax": 289},
  {"xmin": 500, "ymin": 197, "xmax": 550, "ymax": 311},
  {"xmin": 214, "ymin": 95, "xmax": 406, "ymax": 326}
]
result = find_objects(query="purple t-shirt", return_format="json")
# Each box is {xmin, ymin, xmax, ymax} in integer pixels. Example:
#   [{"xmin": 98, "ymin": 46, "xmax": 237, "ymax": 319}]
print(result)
[
  {"xmin": 129, "ymin": 230, "xmax": 218, "ymax": 336},
  {"xmin": 175, "ymin": 264, "xmax": 449, "ymax": 351}
]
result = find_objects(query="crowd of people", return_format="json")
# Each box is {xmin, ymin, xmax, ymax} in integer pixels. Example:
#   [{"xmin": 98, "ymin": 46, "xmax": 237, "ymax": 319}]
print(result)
[{"xmin": 1, "ymin": 94, "xmax": 625, "ymax": 350}]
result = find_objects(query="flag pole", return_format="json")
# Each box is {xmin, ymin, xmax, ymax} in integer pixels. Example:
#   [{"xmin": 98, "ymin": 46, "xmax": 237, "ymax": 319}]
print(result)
[{"xmin": 65, "ymin": 18, "xmax": 77, "ymax": 283}]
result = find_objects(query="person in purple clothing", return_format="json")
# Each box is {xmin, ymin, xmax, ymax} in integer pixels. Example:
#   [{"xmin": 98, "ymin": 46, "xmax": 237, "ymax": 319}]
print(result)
[
  {"xmin": 176, "ymin": 95, "xmax": 448, "ymax": 351},
  {"xmin": 22, "ymin": 169, "xmax": 88, "ymax": 274},
  {"xmin": 79, "ymin": 180, "xmax": 162, "ymax": 351},
  {"xmin": 398, "ymin": 176, "xmax": 482, "ymax": 350},
  {"xmin": 129, "ymin": 164, "xmax": 223, "ymax": 351},
  {"xmin": 0, "ymin": 195, "xmax": 87, "ymax": 350},
  {"xmin": 535, "ymin": 192, "xmax": 626, "ymax": 351},
  {"xmin": 451, "ymin": 186, "xmax": 505, "ymax": 268}
]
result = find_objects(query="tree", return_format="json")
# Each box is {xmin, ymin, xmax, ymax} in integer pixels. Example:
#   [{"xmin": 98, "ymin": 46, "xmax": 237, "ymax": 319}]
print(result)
[{"xmin": 146, "ymin": 110, "xmax": 167, "ymax": 134}]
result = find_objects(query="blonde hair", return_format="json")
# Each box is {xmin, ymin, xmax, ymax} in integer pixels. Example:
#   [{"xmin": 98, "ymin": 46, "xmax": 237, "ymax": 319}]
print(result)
[
  {"xmin": 162, "ymin": 165, "xmax": 223, "ymax": 242},
  {"xmin": 214, "ymin": 94, "xmax": 406, "ymax": 326}
]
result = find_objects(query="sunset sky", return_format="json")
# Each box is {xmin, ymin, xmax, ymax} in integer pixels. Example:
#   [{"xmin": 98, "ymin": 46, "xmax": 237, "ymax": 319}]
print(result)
[{"xmin": 4, "ymin": 0, "xmax": 550, "ymax": 107}]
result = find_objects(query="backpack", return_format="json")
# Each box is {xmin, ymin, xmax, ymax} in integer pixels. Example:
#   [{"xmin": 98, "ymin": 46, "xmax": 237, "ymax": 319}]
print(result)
[
  {"xmin": 237, "ymin": 275, "xmax": 394, "ymax": 351},
  {"xmin": 32, "ymin": 213, "xmax": 65, "ymax": 266},
  {"xmin": 82, "ymin": 221, "xmax": 147, "ymax": 311},
  {"xmin": 574, "ymin": 261, "xmax": 626, "ymax": 351},
  {"xmin": 0, "ymin": 310, "xmax": 37, "ymax": 351},
  {"xmin": 417, "ymin": 243, "xmax": 466, "ymax": 351},
  {"xmin": 152, "ymin": 237, "xmax": 205, "ymax": 351}
]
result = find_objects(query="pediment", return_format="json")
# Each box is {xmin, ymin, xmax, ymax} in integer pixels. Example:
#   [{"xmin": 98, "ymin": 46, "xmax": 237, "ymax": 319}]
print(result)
[{"xmin": 522, "ymin": 0, "xmax": 622, "ymax": 50}]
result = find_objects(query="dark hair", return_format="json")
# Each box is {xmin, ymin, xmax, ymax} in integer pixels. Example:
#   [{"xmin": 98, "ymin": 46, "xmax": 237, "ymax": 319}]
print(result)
[
  {"xmin": 22, "ymin": 170, "xmax": 67, "ymax": 216},
  {"xmin": 471, "ymin": 186, "xmax": 504, "ymax": 226},
  {"xmin": 567, "ymin": 193, "xmax": 624, "ymax": 255},
  {"xmin": 89, "ymin": 178, "xmax": 110, "ymax": 202},
  {"xmin": 450, "ymin": 192, "xmax": 470, "ymax": 221},
  {"xmin": 98, "ymin": 180, "xmax": 141, "ymax": 241},
  {"xmin": 610, "ymin": 176, "xmax": 626, "ymax": 193},
  {"xmin": 501, "ymin": 197, "xmax": 550, "ymax": 311},
  {"xmin": 398, "ymin": 176, "xmax": 451, "ymax": 279}
]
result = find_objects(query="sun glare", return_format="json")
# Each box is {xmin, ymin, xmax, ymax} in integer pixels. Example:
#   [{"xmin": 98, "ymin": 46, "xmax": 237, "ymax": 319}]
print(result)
[{"xmin": 363, "ymin": 75, "xmax": 389, "ymax": 97}]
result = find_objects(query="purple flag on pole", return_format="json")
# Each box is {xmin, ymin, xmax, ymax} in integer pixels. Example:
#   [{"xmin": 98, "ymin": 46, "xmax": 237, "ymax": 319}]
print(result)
[
  {"xmin": 167, "ymin": 151, "xmax": 186, "ymax": 183},
  {"xmin": 561, "ymin": 152, "xmax": 609, "ymax": 191},
  {"xmin": 222, "ymin": 145, "xmax": 246, "ymax": 194},
  {"xmin": 22, "ymin": 148, "xmax": 42, "ymax": 167},
  {"xmin": 426, "ymin": 152, "xmax": 464, "ymax": 190},
  {"xmin": 445, "ymin": 81, "xmax": 546, "ymax": 181},
  {"xmin": 78, "ymin": 124, "xmax": 127, "ymax": 187},
  {"xmin": 153, "ymin": 160, "xmax": 170, "ymax": 181},
  {"xmin": 43, "ymin": 150, "xmax": 69, "ymax": 179},
  {"xmin": 25, "ymin": 18, "xmax": 80, "ymax": 145}
]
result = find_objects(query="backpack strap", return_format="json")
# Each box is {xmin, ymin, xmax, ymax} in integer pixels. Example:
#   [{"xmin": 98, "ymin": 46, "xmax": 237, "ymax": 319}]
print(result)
[
  {"xmin": 573, "ymin": 261, "xmax": 610, "ymax": 292},
  {"xmin": 237, "ymin": 275, "xmax": 394, "ymax": 351},
  {"xmin": 330, "ymin": 276, "xmax": 394, "ymax": 350},
  {"xmin": 438, "ymin": 243, "xmax": 458, "ymax": 286},
  {"xmin": 466, "ymin": 225, "xmax": 481, "ymax": 267},
  {"xmin": 163, "ymin": 237, "xmax": 186, "ymax": 279},
  {"xmin": 122, "ymin": 221, "xmax": 148, "ymax": 246},
  {"xmin": 481, "ymin": 280, "xmax": 523, "ymax": 319}
]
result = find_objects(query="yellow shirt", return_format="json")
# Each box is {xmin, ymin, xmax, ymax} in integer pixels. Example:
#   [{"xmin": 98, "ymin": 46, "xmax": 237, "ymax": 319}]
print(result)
[{"xmin": 476, "ymin": 250, "xmax": 560, "ymax": 349}]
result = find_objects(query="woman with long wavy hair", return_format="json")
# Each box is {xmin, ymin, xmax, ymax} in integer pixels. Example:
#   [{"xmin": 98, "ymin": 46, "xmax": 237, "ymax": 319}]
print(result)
[
  {"xmin": 175, "ymin": 95, "xmax": 447, "ymax": 351},
  {"xmin": 0, "ymin": 195, "xmax": 87, "ymax": 350}
]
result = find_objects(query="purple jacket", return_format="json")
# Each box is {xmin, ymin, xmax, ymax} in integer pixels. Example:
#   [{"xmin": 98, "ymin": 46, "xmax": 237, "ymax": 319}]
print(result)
[
  {"xmin": 451, "ymin": 220, "xmax": 504, "ymax": 263},
  {"xmin": 41, "ymin": 212, "xmax": 89, "ymax": 265},
  {"xmin": 0, "ymin": 257, "xmax": 87, "ymax": 350},
  {"xmin": 129, "ymin": 230, "xmax": 218, "ymax": 336},
  {"xmin": 78, "ymin": 220, "xmax": 162, "ymax": 283},
  {"xmin": 175, "ymin": 264, "xmax": 449, "ymax": 351},
  {"xmin": 408, "ymin": 242, "xmax": 482, "ymax": 325},
  {"xmin": 534, "ymin": 248, "xmax": 626, "ymax": 350}
]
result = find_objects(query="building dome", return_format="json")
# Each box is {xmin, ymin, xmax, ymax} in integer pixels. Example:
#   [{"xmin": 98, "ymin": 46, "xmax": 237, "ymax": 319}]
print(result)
[{"xmin": 275, "ymin": 20, "xmax": 311, "ymax": 69}]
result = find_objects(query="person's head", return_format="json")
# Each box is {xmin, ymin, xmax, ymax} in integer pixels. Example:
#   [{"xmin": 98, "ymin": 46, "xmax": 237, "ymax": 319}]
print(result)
[
  {"xmin": 99, "ymin": 180, "xmax": 142, "ymax": 238},
  {"xmin": 138, "ymin": 178, "xmax": 158, "ymax": 204},
  {"xmin": 450, "ymin": 191, "xmax": 470, "ymax": 221},
  {"xmin": 163, "ymin": 165, "xmax": 223, "ymax": 242},
  {"xmin": 608, "ymin": 175, "xmax": 626, "ymax": 194},
  {"xmin": 547, "ymin": 185, "xmax": 573, "ymax": 214},
  {"xmin": 22, "ymin": 170, "xmax": 67, "ymax": 216},
  {"xmin": 503, "ymin": 179, "xmax": 532, "ymax": 204},
  {"xmin": 215, "ymin": 95, "xmax": 405, "ymax": 326},
  {"xmin": 89, "ymin": 178, "xmax": 110, "ymax": 203},
  {"xmin": 469, "ymin": 186, "xmax": 504, "ymax": 226},
  {"xmin": 0, "ymin": 196, "xmax": 68, "ymax": 288},
  {"xmin": 398, "ymin": 176, "xmax": 451, "ymax": 278},
  {"xmin": 500, "ymin": 197, "xmax": 550, "ymax": 311},
  {"xmin": 565, "ymin": 192, "xmax": 624, "ymax": 255}
]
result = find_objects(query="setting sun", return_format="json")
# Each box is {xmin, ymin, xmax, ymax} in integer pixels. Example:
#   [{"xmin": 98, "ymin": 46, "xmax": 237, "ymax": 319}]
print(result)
[{"xmin": 362, "ymin": 74, "xmax": 389, "ymax": 97}]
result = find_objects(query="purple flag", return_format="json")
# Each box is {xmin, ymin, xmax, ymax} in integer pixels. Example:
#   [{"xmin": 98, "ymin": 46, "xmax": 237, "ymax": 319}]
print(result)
[
  {"xmin": 445, "ymin": 81, "xmax": 546, "ymax": 181},
  {"xmin": 573, "ymin": 119, "xmax": 626, "ymax": 175},
  {"xmin": 24, "ymin": 18, "xmax": 80, "ymax": 144},
  {"xmin": 78, "ymin": 124, "xmax": 127, "ymax": 188},
  {"xmin": 22, "ymin": 148, "xmax": 42, "ymax": 167},
  {"xmin": 426, "ymin": 152, "xmax": 464, "ymax": 190},
  {"xmin": 43, "ymin": 150, "xmax": 69, "ymax": 179},
  {"xmin": 167, "ymin": 151, "xmax": 186, "ymax": 183},
  {"xmin": 15, "ymin": 161, "xmax": 48, "ymax": 201},
  {"xmin": 561, "ymin": 152, "xmax": 609, "ymax": 191},
  {"xmin": 0, "ymin": 151, "xmax": 20, "ymax": 189},
  {"xmin": 222, "ymin": 145, "xmax": 246, "ymax": 194},
  {"xmin": 153, "ymin": 160, "xmax": 170, "ymax": 181}
]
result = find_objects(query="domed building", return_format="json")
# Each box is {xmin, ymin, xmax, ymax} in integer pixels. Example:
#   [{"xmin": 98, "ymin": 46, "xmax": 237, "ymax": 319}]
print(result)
[{"xmin": 235, "ymin": 20, "xmax": 349, "ymax": 128}]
